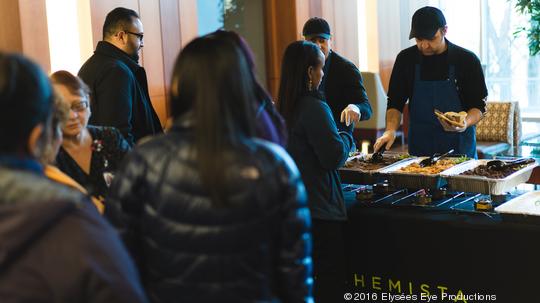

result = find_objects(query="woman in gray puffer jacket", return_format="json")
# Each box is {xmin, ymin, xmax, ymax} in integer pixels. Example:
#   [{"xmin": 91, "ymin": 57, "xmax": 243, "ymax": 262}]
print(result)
[{"xmin": 106, "ymin": 35, "xmax": 313, "ymax": 303}]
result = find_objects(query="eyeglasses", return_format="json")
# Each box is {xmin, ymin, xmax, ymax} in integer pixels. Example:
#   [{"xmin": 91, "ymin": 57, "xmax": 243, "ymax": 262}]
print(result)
[
  {"xmin": 125, "ymin": 30, "xmax": 144, "ymax": 42},
  {"xmin": 71, "ymin": 100, "xmax": 89, "ymax": 112}
]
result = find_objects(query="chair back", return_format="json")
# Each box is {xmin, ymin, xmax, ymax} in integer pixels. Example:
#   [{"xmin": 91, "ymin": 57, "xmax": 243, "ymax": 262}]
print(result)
[
  {"xmin": 356, "ymin": 71, "xmax": 387, "ymax": 129},
  {"xmin": 476, "ymin": 101, "xmax": 521, "ymax": 147}
]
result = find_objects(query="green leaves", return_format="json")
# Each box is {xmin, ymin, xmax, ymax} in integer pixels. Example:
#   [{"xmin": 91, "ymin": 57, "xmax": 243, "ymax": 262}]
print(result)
[{"xmin": 514, "ymin": 0, "xmax": 540, "ymax": 55}]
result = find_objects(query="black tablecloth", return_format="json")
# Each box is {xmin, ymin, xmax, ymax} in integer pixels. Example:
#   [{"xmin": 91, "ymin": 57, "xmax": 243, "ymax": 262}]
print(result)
[{"xmin": 343, "ymin": 190, "xmax": 539, "ymax": 303}]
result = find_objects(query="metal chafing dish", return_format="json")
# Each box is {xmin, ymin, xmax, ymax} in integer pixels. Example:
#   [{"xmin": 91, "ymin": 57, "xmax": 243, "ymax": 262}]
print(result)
[
  {"xmin": 340, "ymin": 152, "xmax": 412, "ymax": 184},
  {"xmin": 441, "ymin": 159, "xmax": 538, "ymax": 195},
  {"xmin": 378, "ymin": 156, "xmax": 471, "ymax": 189}
]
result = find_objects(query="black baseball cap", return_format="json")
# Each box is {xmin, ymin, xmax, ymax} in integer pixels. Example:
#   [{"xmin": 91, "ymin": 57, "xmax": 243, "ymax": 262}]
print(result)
[
  {"xmin": 302, "ymin": 17, "xmax": 331, "ymax": 40},
  {"xmin": 409, "ymin": 6, "xmax": 446, "ymax": 39}
]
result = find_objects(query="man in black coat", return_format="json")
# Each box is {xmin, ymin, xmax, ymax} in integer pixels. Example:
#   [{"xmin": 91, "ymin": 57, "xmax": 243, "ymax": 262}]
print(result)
[
  {"xmin": 79, "ymin": 7, "xmax": 162, "ymax": 146},
  {"xmin": 303, "ymin": 17, "xmax": 372, "ymax": 132}
]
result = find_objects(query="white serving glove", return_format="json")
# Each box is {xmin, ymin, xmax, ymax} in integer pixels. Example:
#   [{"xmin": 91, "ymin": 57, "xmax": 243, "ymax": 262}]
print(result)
[{"xmin": 340, "ymin": 104, "xmax": 361, "ymax": 126}]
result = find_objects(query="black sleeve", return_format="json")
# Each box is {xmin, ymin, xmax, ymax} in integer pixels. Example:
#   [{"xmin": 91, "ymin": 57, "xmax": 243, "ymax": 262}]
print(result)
[
  {"xmin": 105, "ymin": 149, "xmax": 148, "ymax": 270},
  {"xmin": 267, "ymin": 146, "xmax": 313, "ymax": 303},
  {"xmin": 94, "ymin": 66, "xmax": 136, "ymax": 146},
  {"xmin": 387, "ymin": 51, "xmax": 413, "ymax": 112},
  {"xmin": 302, "ymin": 100, "xmax": 353, "ymax": 169},
  {"xmin": 75, "ymin": 203, "xmax": 149, "ymax": 303},
  {"xmin": 344, "ymin": 62, "xmax": 372, "ymax": 121},
  {"xmin": 458, "ymin": 53, "xmax": 488, "ymax": 113}
]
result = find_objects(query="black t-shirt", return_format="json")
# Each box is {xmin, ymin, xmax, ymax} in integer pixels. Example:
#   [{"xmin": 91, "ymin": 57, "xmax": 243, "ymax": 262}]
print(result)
[{"xmin": 387, "ymin": 39, "xmax": 487, "ymax": 113}]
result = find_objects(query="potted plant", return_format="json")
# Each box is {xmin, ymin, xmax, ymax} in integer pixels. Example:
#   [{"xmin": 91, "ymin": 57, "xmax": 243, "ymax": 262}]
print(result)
[{"xmin": 515, "ymin": 0, "xmax": 540, "ymax": 55}]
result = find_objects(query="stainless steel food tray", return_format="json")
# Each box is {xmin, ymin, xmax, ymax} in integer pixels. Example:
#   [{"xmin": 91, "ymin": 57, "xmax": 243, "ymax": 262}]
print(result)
[
  {"xmin": 441, "ymin": 159, "xmax": 537, "ymax": 195},
  {"xmin": 339, "ymin": 154, "xmax": 414, "ymax": 184},
  {"xmin": 379, "ymin": 157, "xmax": 471, "ymax": 189}
]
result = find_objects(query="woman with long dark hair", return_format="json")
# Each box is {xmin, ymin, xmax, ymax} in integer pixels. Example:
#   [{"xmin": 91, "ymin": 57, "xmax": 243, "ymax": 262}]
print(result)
[
  {"xmin": 277, "ymin": 41, "xmax": 354, "ymax": 302},
  {"xmin": 106, "ymin": 35, "xmax": 313, "ymax": 302},
  {"xmin": 208, "ymin": 29, "xmax": 287, "ymax": 146}
]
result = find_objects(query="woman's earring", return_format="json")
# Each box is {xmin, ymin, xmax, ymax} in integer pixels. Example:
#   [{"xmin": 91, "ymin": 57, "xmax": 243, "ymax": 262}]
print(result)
[{"xmin": 308, "ymin": 79, "xmax": 313, "ymax": 91}]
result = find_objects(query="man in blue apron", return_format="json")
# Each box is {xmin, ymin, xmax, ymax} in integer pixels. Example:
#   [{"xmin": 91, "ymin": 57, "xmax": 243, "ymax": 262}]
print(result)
[{"xmin": 374, "ymin": 6, "xmax": 487, "ymax": 158}]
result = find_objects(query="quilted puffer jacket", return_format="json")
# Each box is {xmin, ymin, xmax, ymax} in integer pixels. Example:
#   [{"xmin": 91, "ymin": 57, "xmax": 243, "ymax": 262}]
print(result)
[{"xmin": 106, "ymin": 124, "xmax": 313, "ymax": 303}]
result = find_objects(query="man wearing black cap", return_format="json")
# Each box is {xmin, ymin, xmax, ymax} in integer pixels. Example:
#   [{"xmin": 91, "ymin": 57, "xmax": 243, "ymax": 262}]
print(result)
[
  {"xmin": 302, "ymin": 17, "xmax": 372, "ymax": 132},
  {"xmin": 373, "ymin": 6, "xmax": 487, "ymax": 158}
]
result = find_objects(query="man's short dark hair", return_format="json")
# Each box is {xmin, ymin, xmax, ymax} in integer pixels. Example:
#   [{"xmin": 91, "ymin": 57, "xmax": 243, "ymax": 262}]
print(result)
[
  {"xmin": 102, "ymin": 7, "xmax": 140, "ymax": 39},
  {"xmin": 0, "ymin": 53, "xmax": 53, "ymax": 154}
]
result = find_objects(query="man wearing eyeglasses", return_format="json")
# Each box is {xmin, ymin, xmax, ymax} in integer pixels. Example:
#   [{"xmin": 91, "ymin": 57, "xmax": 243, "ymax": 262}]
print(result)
[{"xmin": 79, "ymin": 7, "xmax": 163, "ymax": 146}]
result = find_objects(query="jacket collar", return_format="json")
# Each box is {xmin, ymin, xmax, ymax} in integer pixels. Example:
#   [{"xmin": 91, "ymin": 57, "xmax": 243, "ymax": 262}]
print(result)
[
  {"xmin": 0, "ymin": 156, "xmax": 43, "ymax": 175},
  {"xmin": 95, "ymin": 41, "xmax": 140, "ymax": 68}
]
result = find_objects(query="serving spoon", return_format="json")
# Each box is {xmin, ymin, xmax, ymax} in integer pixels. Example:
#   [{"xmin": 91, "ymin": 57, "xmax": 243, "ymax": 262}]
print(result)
[
  {"xmin": 370, "ymin": 149, "xmax": 385, "ymax": 163},
  {"xmin": 486, "ymin": 158, "xmax": 535, "ymax": 171},
  {"xmin": 419, "ymin": 149, "xmax": 454, "ymax": 167}
]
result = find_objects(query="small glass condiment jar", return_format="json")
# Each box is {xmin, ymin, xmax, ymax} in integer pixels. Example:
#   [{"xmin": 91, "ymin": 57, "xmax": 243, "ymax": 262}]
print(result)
[
  {"xmin": 474, "ymin": 198, "xmax": 493, "ymax": 211},
  {"xmin": 415, "ymin": 189, "xmax": 432, "ymax": 205},
  {"xmin": 356, "ymin": 188, "xmax": 374, "ymax": 201}
]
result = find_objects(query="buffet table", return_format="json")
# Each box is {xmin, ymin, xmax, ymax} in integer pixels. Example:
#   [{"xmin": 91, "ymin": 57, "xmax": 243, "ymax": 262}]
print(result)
[
  {"xmin": 339, "ymin": 154, "xmax": 540, "ymax": 303},
  {"xmin": 343, "ymin": 189, "xmax": 539, "ymax": 303}
]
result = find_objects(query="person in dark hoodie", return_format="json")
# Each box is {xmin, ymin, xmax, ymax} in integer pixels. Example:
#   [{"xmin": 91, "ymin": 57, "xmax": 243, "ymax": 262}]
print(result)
[
  {"xmin": 0, "ymin": 52, "xmax": 148, "ymax": 303},
  {"xmin": 277, "ymin": 41, "xmax": 353, "ymax": 303},
  {"xmin": 78, "ymin": 7, "xmax": 163, "ymax": 146}
]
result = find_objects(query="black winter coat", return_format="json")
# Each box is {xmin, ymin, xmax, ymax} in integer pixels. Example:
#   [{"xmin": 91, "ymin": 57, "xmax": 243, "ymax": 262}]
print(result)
[
  {"xmin": 0, "ymin": 158, "xmax": 148, "ymax": 303},
  {"xmin": 79, "ymin": 41, "xmax": 163, "ymax": 146},
  {"xmin": 106, "ymin": 123, "xmax": 313, "ymax": 303},
  {"xmin": 320, "ymin": 51, "xmax": 372, "ymax": 131},
  {"xmin": 286, "ymin": 95, "xmax": 353, "ymax": 221}
]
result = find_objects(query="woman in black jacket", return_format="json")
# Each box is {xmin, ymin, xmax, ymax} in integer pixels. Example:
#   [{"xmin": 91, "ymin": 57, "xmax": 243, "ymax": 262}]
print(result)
[
  {"xmin": 277, "ymin": 41, "xmax": 354, "ymax": 303},
  {"xmin": 106, "ymin": 35, "xmax": 313, "ymax": 303}
]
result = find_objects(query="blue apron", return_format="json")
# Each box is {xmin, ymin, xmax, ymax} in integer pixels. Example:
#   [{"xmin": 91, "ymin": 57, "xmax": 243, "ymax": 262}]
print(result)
[{"xmin": 408, "ymin": 64, "xmax": 477, "ymax": 158}]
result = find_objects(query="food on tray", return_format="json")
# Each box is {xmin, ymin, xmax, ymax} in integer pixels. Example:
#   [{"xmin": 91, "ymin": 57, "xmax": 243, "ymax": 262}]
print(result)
[
  {"xmin": 474, "ymin": 198, "xmax": 493, "ymax": 211},
  {"xmin": 461, "ymin": 163, "xmax": 532, "ymax": 179},
  {"xmin": 344, "ymin": 153, "xmax": 409, "ymax": 171},
  {"xmin": 398, "ymin": 158, "xmax": 463, "ymax": 175},
  {"xmin": 434, "ymin": 110, "xmax": 467, "ymax": 127}
]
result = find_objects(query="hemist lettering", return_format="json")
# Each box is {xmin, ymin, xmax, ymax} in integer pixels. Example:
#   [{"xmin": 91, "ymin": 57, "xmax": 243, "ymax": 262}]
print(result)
[{"xmin": 352, "ymin": 273, "xmax": 496, "ymax": 302}]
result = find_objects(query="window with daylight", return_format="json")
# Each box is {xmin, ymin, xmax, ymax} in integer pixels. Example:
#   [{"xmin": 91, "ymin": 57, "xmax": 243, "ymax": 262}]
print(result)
[
  {"xmin": 196, "ymin": 0, "xmax": 267, "ymax": 87},
  {"xmin": 430, "ymin": 0, "xmax": 540, "ymax": 123}
]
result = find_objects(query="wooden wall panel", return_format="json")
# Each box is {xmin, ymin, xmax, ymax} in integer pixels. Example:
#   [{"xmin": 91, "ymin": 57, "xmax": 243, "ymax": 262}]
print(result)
[
  {"xmin": 18, "ymin": 0, "xmax": 50, "ymax": 72},
  {"xmin": 0, "ymin": 0, "xmax": 50, "ymax": 72},
  {"xmin": 159, "ymin": 0, "xmax": 182, "ymax": 115},
  {"xmin": 178, "ymin": 0, "xmax": 198, "ymax": 47},
  {"xmin": 0, "ymin": 1, "xmax": 23, "ymax": 53},
  {"xmin": 139, "ymin": 0, "xmax": 167, "ymax": 125},
  {"xmin": 264, "ymin": 0, "xmax": 299, "ymax": 99}
]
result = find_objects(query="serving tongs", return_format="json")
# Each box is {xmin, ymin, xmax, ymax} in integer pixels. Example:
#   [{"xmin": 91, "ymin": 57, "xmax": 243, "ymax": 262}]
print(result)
[
  {"xmin": 370, "ymin": 150, "xmax": 385, "ymax": 163},
  {"xmin": 486, "ymin": 158, "xmax": 536, "ymax": 171},
  {"xmin": 419, "ymin": 149, "xmax": 454, "ymax": 167}
]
